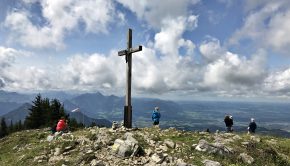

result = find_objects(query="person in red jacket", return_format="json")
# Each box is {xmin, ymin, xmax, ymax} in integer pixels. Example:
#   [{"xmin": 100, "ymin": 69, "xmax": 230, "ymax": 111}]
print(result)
[{"xmin": 56, "ymin": 117, "xmax": 67, "ymax": 132}]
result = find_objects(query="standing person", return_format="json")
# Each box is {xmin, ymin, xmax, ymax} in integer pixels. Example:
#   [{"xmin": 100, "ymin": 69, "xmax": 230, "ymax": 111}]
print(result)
[
  {"xmin": 56, "ymin": 117, "xmax": 67, "ymax": 132},
  {"xmin": 152, "ymin": 107, "xmax": 161, "ymax": 127},
  {"xmin": 248, "ymin": 118, "xmax": 257, "ymax": 134},
  {"xmin": 224, "ymin": 115, "xmax": 233, "ymax": 132}
]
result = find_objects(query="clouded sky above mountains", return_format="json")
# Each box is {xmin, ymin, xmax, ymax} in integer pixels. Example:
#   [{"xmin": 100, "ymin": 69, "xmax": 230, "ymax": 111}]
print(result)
[{"xmin": 1, "ymin": 0, "xmax": 290, "ymax": 101}]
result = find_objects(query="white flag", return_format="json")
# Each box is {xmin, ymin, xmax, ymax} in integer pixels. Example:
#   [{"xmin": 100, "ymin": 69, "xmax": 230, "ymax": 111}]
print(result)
[{"xmin": 71, "ymin": 108, "xmax": 80, "ymax": 112}]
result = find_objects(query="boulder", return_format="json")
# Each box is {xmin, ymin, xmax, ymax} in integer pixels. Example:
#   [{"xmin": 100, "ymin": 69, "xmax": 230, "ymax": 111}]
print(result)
[
  {"xmin": 111, "ymin": 138, "xmax": 140, "ymax": 158},
  {"xmin": 164, "ymin": 139, "xmax": 176, "ymax": 149},
  {"xmin": 195, "ymin": 139, "xmax": 232, "ymax": 155}
]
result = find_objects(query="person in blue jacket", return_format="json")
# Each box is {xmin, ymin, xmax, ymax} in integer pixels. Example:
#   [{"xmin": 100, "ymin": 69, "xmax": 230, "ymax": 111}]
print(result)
[{"xmin": 152, "ymin": 107, "xmax": 161, "ymax": 126}]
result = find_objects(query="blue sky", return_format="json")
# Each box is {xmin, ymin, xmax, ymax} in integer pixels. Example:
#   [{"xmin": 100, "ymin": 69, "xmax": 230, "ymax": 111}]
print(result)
[{"xmin": 1, "ymin": 0, "xmax": 290, "ymax": 101}]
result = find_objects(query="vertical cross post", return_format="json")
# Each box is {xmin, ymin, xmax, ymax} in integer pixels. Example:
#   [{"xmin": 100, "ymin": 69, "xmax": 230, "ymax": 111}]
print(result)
[{"xmin": 118, "ymin": 28, "xmax": 142, "ymax": 128}]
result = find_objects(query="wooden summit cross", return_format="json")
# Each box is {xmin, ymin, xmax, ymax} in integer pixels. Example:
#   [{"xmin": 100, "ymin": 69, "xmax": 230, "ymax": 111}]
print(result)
[{"xmin": 118, "ymin": 28, "xmax": 142, "ymax": 128}]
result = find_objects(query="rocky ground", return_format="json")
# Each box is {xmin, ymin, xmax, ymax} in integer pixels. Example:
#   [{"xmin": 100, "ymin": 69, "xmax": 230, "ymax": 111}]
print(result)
[{"xmin": 0, "ymin": 124, "xmax": 290, "ymax": 166}]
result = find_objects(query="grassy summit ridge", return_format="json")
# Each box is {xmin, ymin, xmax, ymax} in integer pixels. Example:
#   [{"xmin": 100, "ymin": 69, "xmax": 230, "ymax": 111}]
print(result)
[{"xmin": 0, "ymin": 127, "xmax": 290, "ymax": 166}]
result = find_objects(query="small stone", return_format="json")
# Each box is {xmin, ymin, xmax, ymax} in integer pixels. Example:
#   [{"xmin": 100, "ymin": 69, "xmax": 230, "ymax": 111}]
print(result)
[
  {"xmin": 241, "ymin": 142, "xmax": 249, "ymax": 146},
  {"xmin": 176, "ymin": 159, "xmax": 188, "ymax": 166},
  {"xmin": 54, "ymin": 148, "xmax": 61, "ymax": 156},
  {"xmin": 250, "ymin": 136, "xmax": 261, "ymax": 142},
  {"xmin": 151, "ymin": 153, "xmax": 165, "ymax": 164},
  {"xmin": 145, "ymin": 148, "xmax": 153, "ymax": 156},
  {"xmin": 159, "ymin": 145, "xmax": 168, "ymax": 152},
  {"xmin": 233, "ymin": 135, "xmax": 242, "ymax": 140},
  {"xmin": 239, "ymin": 153, "xmax": 254, "ymax": 164},
  {"xmin": 86, "ymin": 150, "xmax": 94, "ymax": 154},
  {"xmin": 90, "ymin": 159, "xmax": 105, "ymax": 166},
  {"xmin": 202, "ymin": 159, "xmax": 221, "ymax": 166}
]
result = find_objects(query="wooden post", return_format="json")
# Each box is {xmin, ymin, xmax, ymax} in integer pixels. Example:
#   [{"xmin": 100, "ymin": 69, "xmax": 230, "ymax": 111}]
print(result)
[{"xmin": 118, "ymin": 28, "xmax": 142, "ymax": 128}]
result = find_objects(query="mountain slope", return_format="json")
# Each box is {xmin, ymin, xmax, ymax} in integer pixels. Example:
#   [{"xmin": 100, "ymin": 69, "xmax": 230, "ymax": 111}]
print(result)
[
  {"xmin": 0, "ymin": 102, "xmax": 24, "ymax": 116},
  {"xmin": 1, "ymin": 103, "xmax": 31, "ymax": 124}
]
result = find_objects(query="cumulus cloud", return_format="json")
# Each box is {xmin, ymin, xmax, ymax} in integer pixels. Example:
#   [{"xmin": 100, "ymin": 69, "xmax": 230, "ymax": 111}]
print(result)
[
  {"xmin": 199, "ymin": 37, "xmax": 224, "ymax": 62},
  {"xmin": 154, "ymin": 15, "xmax": 197, "ymax": 57},
  {"xmin": 264, "ymin": 68, "xmax": 290, "ymax": 93},
  {"xmin": 0, "ymin": 47, "xmax": 50, "ymax": 91},
  {"xmin": 116, "ymin": 0, "xmax": 200, "ymax": 28},
  {"xmin": 4, "ymin": 0, "xmax": 120, "ymax": 49},
  {"xmin": 200, "ymin": 38, "xmax": 268, "ymax": 94},
  {"xmin": 60, "ymin": 52, "xmax": 124, "ymax": 91},
  {"xmin": 230, "ymin": 0, "xmax": 290, "ymax": 54}
]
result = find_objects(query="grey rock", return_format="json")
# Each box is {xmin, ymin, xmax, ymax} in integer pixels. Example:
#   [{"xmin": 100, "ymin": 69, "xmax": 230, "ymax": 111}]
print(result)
[
  {"xmin": 159, "ymin": 145, "xmax": 168, "ymax": 152},
  {"xmin": 145, "ymin": 148, "xmax": 153, "ymax": 156},
  {"xmin": 164, "ymin": 139, "xmax": 176, "ymax": 149},
  {"xmin": 202, "ymin": 159, "xmax": 221, "ymax": 166},
  {"xmin": 90, "ymin": 159, "xmax": 105, "ymax": 166},
  {"xmin": 151, "ymin": 153, "xmax": 165, "ymax": 164},
  {"xmin": 250, "ymin": 136, "xmax": 261, "ymax": 142},
  {"xmin": 54, "ymin": 148, "xmax": 61, "ymax": 156},
  {"xmin": 33, "ymin": 155, "xmax": 47, "ymax": 162},
  {"xmin": 111, "ymin": 138, "xmax": 140, "ymax": 158},
  {"xmin": 176, "ymin": 159, "xmax": 189, "ymax": 166},
  {"xmin": 195, "ymin": 139, "xmax": 232, "ymax": 155},
  {"xmin": 233, "ymin": 135, "xmax": 242, "ymax": 140},
  {"xmin": 239, "ymin": 153, "xmax": 254, "ymax": 164}
]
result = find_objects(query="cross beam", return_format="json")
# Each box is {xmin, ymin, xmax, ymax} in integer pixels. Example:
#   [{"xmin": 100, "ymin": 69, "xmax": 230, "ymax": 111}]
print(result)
[{"xmin": 117, "ymin": 28, "xmax": 142, "ymax": 128}]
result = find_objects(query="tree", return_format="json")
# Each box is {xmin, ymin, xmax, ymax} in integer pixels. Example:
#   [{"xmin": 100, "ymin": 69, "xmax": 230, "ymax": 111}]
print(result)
[
  {"xmin": 49, "ymin": 99, "xmax": 67, "ymax": 126},
  {"xmin": 25, "ymin": 94, "xmax": 69, "ymax": 129},
  {"xmin": 0, "ymin": 118, "xmax": 8, "ymax": 138},
  {"xmin": 25, "ymin": 94, "xmax": 45, "ymax": 128},
  {"xmin": 68, "ymin": 118, "xmax": 84, "ymax": 131},
  {"xmin": 8, "ymin": 120, "xmax": 14, "ymax": 133}
]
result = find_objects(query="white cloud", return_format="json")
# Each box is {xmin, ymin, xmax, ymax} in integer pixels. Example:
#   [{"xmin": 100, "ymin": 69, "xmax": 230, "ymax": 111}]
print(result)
[
  {"xmin": 201, "ymin": 41, "xmax": 267, "ymax": 93},
  {"xmin": 264, "ymin": 68, "xmax": 290, "ymax": 93},
  {"xmin": 58, "ymin": 51, "xmax": 127, "ymax": 92},
  {"xmin": 0, "ymin": 46, "xmax": 49, "ymax": 90},
  {"xmin": 199, "ymin": 37, "xmax": 224, "ymax": 62},
  {"xmin": 154, "ymin": 15, "xmax": 197, "ymax": 57},
  {"xmin": 4, "ymin": 0, "xmax": 120, "ymax": 49},
  {"xmin": 116, "ymin": 0, "xmax": 200, "ymax": 28},
  {"xmin": 230, "ymin": 1, "xmax": 290, "ymax": 54}
]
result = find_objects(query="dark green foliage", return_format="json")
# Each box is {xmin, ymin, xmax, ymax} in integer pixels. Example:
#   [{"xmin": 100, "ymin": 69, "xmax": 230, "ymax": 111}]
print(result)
[
  {"xmin": 90, "ymin": 122, "xmax": 97, "ymax": 127},
  {"xmin": 25, "ymin": 94, "xmax": 44, "ymax": 129},
  {"xmin": 68, "ymin": 118, "xmax": 83, "ymax": 131},
  {"xmin": 24, "ymin": 94, "xmax": 69, "ymax": 129},
  {"xmin": 0, "ymin": 118, "xmax": 8, "ymax": 138}
]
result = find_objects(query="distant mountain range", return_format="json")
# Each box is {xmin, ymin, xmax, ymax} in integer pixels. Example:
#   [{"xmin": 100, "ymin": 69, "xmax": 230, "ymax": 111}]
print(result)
[{"xmin": 0, "ymin": 90, "xmax": 290, "ymax": 137}]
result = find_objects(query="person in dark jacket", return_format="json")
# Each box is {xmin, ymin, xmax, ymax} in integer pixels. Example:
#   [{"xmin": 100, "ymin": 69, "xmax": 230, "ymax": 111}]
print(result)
[
  {"xmin": 152, "ymin": 107, "xmax": 161, "ymax": 126},
  {"xmin": 224, "ymin": 115, "xmax": 233, "ymax": 132},
  {"xmin": 248, "ymin": 118, "xmax": 257, "ymax": 134}
]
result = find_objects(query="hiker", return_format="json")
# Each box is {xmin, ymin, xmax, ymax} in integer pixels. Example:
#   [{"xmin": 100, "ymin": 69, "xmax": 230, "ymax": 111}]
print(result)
[
  {"xmin": 224, "ymin": 115, "xmax": 233, "ymax": 132},
  {"xmin": 248, "ymin": 118, "xmax": 257, "ymax": 134},
  {"xmin": 56, "ymin": 117, "xmax": 68, "ymax": 132},
  {"xmin": 152, "ymin": 107, "xmax": 161, "ymax": 126}
]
